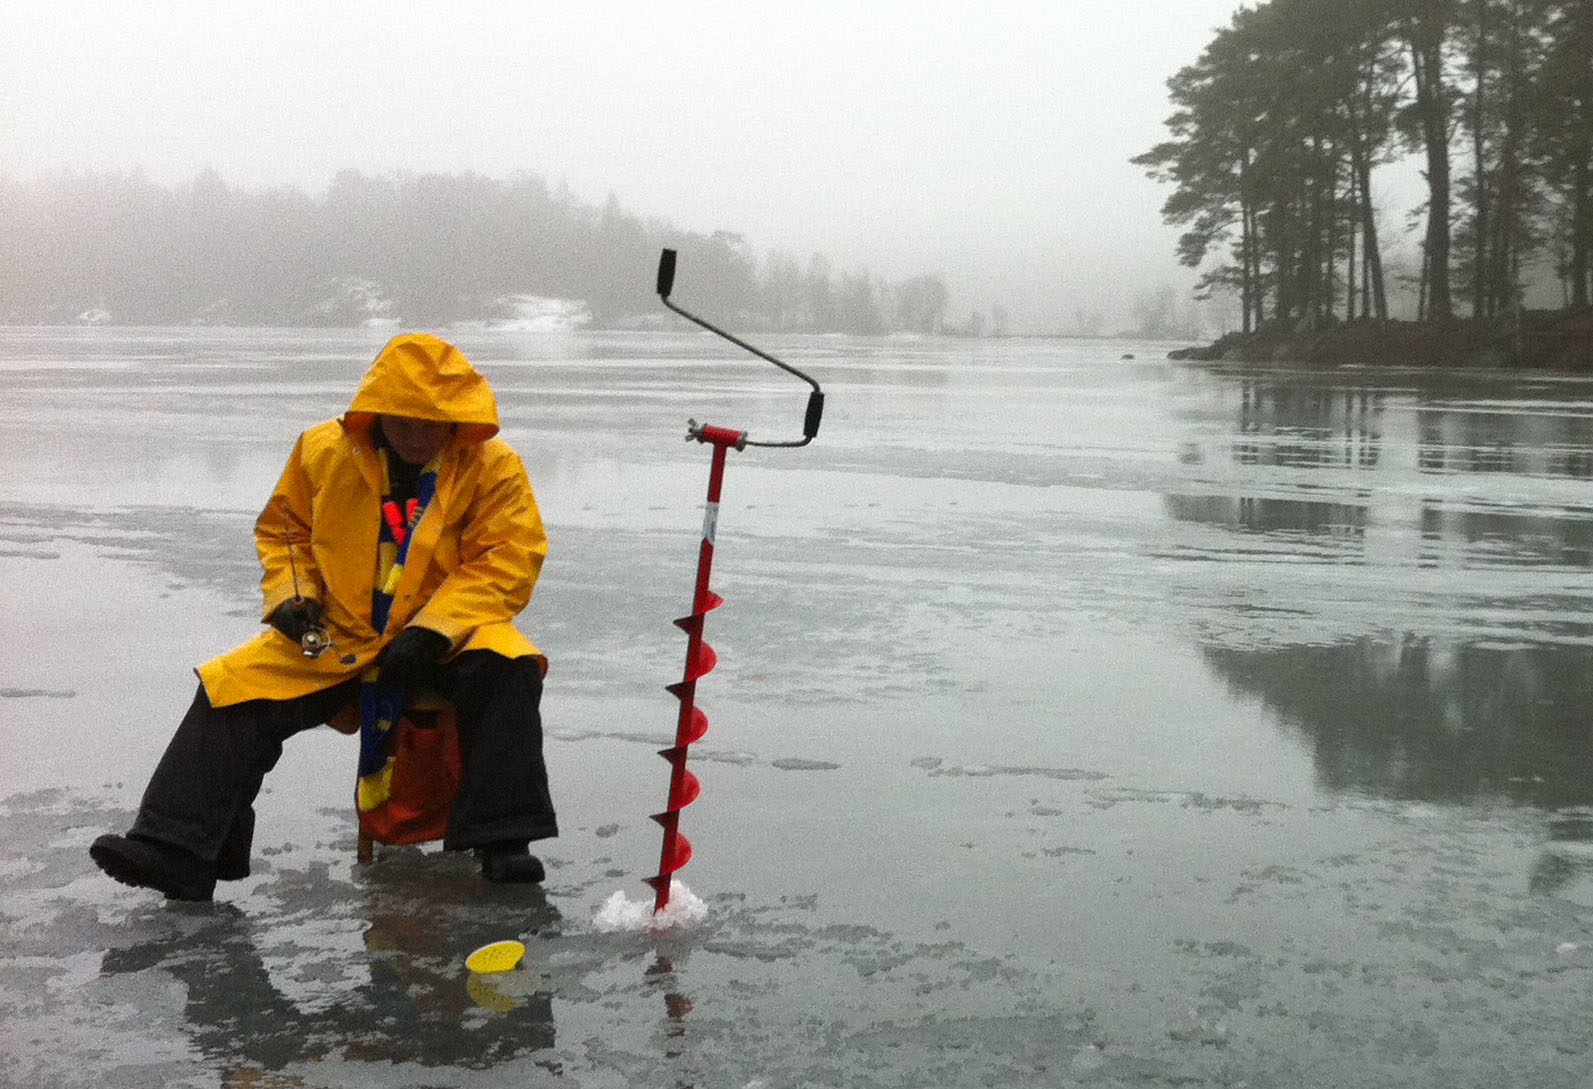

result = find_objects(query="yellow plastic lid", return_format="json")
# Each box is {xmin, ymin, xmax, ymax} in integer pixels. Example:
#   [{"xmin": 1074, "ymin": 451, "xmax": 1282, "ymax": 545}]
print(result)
[{"xmin": 465, "ymin": 939, "xmax": 525, "ymax": 973}]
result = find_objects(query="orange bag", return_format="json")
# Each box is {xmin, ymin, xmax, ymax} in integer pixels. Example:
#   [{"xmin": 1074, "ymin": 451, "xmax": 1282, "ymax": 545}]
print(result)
[{"xmin": 357, "ymin": 705, "xmax": 461, "ymax": 849}]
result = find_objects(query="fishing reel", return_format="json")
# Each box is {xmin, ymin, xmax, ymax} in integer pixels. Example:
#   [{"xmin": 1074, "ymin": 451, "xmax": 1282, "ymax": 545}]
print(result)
[
  {"xmin": 288, "ymin": 607, "xmax": 357, "ymax": 665},
  {"xmin": 300, "ymin": 624, "xmax": 356, "ymax": 665},
  {"xmin": 299, "ymin": 625, "xmax": 333, "ymax": 659}
]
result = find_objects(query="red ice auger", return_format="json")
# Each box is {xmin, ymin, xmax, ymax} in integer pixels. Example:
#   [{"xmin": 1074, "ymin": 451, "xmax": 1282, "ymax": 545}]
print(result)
[{"xmin": 645, "ymin": 248, "xmax": 824, "ymax": 913}]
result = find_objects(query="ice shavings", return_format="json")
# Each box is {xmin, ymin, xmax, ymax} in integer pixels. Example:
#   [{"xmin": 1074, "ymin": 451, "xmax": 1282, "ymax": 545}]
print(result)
[{"xmin": 593, "ymin": 881, "xmax": 707, "ymax": 933}]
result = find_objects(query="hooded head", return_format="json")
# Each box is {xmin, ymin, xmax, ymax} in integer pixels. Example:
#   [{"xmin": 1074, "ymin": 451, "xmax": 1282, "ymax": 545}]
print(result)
[{"xmin": 341, "ymin": 333, "xmax": 500, "ymax": 449}]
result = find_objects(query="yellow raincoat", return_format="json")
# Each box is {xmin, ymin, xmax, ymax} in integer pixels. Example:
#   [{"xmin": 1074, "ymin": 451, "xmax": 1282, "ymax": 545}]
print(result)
[{"xmin": 197, "ymin": 333, "xmax": 547, "ymax": 708}]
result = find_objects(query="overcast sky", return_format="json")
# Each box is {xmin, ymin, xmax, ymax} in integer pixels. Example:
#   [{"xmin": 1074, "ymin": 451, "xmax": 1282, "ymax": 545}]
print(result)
[{"xmin": 4, "ymin": 1, "xmax": 1247, "ymax": 332}]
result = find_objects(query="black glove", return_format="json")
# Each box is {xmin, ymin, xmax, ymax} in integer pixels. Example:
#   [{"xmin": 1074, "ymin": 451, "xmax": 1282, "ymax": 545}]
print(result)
[
  {"xmin": 375, "ymin": 626, "xmax": 451, "ymax": 688},
  {"xmin": 269, "ymin": 598, "xmax": 324, "ymax": 642}
]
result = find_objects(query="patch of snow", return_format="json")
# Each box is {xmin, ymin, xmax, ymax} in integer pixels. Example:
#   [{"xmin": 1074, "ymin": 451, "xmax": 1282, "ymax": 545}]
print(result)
[
  {"xmin": 592, "ymin": 880, "xmax": 707, "ymax": 933},
  {"xmin": 488, "ymin": 295, "xmax": 592, "ymax": 332}
]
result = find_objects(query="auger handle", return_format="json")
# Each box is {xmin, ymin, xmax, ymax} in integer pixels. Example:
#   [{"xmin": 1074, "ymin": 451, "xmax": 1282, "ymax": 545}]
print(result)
[{"xmin": 655, "ymin": 248, "xmax": 823, "ymax": 447}]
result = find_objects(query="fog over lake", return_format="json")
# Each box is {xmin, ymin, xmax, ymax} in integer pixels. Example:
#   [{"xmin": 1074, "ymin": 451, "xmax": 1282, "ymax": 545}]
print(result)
[{"xmin": 3, "ymin": 1, "xmax": 1263, "ymax": 333}]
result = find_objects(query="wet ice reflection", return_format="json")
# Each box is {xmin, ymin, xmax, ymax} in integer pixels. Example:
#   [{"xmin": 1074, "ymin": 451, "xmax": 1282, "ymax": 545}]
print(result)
[{"xmin": 1163, "ymin": 365, "xmax": 1593, "ymax": 806}]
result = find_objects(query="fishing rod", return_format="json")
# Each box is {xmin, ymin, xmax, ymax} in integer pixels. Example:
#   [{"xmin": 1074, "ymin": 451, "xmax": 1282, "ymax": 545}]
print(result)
[
  {"xmin": 656, "ymin": 248, "xmax": 824, "ymax": 447},
  {"xmin": 276, "ymin": 498, "xmax": 355, "ymax": 665}
]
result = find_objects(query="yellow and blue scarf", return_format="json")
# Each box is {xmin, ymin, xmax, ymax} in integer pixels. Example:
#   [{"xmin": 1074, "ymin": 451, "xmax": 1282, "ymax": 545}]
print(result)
[{"xmin": 356, "ymin": 451, "xmax": 439, "ymax": 811}]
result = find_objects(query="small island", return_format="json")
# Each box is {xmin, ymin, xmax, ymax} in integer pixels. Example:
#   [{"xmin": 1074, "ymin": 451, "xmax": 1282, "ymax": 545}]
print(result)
[
  {"xmin": 1171, "ymin": 309, "xmax": 1593, "ymax": 371},
  {"xmin": 1139, "ymin": 3, "xmax": 1592, "ymax": 375}
]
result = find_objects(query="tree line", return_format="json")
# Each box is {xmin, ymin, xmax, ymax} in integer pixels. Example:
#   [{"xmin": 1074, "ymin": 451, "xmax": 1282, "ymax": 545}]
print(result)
[
  {"xmin": 0, "ymin": 167, "xmax": 963, "ymax": 334},
  {"xmin": 1134, "ymin": 0, "xmax": 1593, "ymax": 332}
]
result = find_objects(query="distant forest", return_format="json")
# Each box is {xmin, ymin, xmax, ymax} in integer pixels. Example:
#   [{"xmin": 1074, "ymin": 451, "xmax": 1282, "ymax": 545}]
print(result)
[
  {"xmin": 1135, "ymin": 0, "xmax": 1593, "ymax": 332},
  {"xmin": 0, "ymin": 167, "xmax": 969, "ymax": 334}
]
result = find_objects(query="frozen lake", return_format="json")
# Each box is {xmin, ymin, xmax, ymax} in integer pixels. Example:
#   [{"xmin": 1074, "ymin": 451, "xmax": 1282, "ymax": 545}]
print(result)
[{"xmin": 6, "ymin": 326, "xmax": 1593, "ymax": 1087}]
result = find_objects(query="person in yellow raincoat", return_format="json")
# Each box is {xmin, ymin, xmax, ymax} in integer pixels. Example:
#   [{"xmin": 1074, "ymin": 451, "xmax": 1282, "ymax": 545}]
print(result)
[{"xmin": 90, "ymin": 333, "xmax": 557, "ymax": 900}]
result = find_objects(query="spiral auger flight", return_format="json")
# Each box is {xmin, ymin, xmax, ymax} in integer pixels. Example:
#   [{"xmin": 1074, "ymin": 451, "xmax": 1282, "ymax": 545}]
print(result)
[{"xmin": 645, "ymin": 423, "xmax": 734, "ymax": 911}]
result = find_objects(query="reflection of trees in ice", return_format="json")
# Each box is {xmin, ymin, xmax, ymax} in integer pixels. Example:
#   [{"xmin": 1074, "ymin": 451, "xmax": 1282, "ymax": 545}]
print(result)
[
  {"xmin": 1200, "ymin": 636, "xmax": 1593, "ymax": 806},
  {"xmin": 1166, "ymin": 369, "xmax": 1593, "ymax": 806},
  {"xmin": 1185, "ymin": 372, "xmax": 1593, "ymax": 487}
]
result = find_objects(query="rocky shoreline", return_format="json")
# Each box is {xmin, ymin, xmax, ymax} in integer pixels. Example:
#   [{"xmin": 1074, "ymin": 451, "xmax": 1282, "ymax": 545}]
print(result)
[{"xmin": 1170, "ymin": 308, "xmax": 1593, "ymax": 370}]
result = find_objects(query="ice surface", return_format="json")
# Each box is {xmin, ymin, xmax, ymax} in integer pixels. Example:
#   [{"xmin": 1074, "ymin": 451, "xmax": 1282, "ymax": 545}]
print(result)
[{"xmin": 10, "ymin": 329, "xmax": 1593, "ymax": 1086}]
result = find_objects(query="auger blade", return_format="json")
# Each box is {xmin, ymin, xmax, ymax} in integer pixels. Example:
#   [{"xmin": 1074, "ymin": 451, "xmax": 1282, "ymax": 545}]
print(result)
[
  {"xmin": 667, "ymin": 767, "xmax": 702, "ymax": 809},
  {"xmin": 679, "ymin": 640, "xmax": 717, "ymax": 682},
  {"xmin": 648, "ymin": 825, "xmax": 693, "ymax": 872},
  {"xmin": 679, "ymin": 705, "xmax": 709, "ymax": 746}
]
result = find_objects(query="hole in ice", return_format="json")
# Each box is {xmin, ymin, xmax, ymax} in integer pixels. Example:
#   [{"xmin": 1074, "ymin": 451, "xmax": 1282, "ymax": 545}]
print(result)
[{"xmin": 593, "ymin": 881, "xmax": 707, "ymax": 933}]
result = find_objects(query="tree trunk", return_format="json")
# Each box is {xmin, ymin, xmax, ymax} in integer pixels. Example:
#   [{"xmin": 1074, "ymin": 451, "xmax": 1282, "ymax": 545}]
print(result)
[
  {"xmin": 1408, "ymin": 11, "xmax": 1454, "ymax": 320},
  {"xmin": 1349, "ymin": 61, "xmax": 1389, "ymax": 321},
  {"xmin": 1347, "ymin": 162, "xmax": 1359, "ymax": 321},
  {"xmin": 1574, "ymin": 155, "xmax": 1592, "ymax": 307},
  {"xmin": 1471, "ymin": 1, "xmax": 1491, "ymax": 318},
  {"xmin": 1322, "ymin": 138, "xmax": 1340, "ymax": 322},
  {"xmin": 1358, "ymin": 148, "xmax": 1389, "ymax": 320}
]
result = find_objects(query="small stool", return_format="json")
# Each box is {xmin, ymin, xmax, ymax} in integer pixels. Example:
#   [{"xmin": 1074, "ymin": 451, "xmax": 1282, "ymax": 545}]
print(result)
[{"xmin": 354, "ymin": 687, "xmax": 462, "ymax": 862}]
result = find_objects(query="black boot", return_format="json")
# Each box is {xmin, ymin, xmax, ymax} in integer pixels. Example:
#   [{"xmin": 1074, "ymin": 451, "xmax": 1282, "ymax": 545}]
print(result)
[
  {"xmin": 478, "ymin": 841, "xmax": 545, "ymax": 883},
  {"xmin": 90, "ymin": 833, "xmax": 217, "ymax": 901}
]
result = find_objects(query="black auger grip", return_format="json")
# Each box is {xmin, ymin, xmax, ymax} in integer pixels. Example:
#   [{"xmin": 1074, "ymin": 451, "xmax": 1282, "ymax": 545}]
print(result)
[
  {"xmin": 803, "ymin": 390, "xmax": 824, "ymax": 441},
  {"xmin": 656, "ymin": 249, "xmax": 677, "ymax": 298}
]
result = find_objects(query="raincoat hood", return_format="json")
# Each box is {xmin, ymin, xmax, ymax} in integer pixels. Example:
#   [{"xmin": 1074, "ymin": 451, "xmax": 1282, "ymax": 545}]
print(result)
[{"xmin": 342, "ymin": 333, "xmax": 500, "ymax": 446}]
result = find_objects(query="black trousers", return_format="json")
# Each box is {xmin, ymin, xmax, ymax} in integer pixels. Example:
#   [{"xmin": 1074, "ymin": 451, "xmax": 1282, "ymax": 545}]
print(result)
[{"xmin": 131, "ymin": 650, "xmax": 557, "ymax": 878}]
